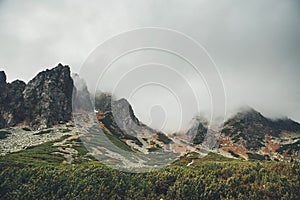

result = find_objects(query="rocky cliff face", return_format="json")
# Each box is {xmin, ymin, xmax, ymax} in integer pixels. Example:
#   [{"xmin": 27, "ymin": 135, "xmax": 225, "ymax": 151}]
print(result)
[
  {"xmin": 96, "ymin": 94, "xmax": 152, "ymax": 137},
  {"xmin": 0, "ymin": 64, "xmax": 74, "ymax": 130},
  {"xmin": 23, "ymin": 64, "xmax": 73, "ymax": 130},
  {"xmin": 111, "ymin": 98, "xmax": 141, "ymax": 132},
  {"xmin": 0, "ymin": 71, "xmax": 26, "ymax": 127},
  {"xmin": 0, "ymin": 71, "xmax": 8, "ymax": 128}
]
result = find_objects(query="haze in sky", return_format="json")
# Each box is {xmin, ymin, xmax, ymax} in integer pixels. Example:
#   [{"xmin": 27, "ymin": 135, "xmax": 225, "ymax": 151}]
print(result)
[{"xmin": 1, "ymin": 0, "xmax": 300, "ymax": 132}]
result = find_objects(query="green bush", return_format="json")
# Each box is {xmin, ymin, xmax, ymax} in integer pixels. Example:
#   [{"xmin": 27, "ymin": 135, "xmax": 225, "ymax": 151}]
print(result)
[{"xmin": 0, "ymin": 140, "xmax": 300, "ymax": 199}]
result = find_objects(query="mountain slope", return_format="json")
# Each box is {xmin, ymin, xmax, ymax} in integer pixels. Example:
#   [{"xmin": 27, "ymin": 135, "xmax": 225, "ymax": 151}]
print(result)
[{"xmin": 219, "ymin": 108, "xmax": 300, "ymax": 160}]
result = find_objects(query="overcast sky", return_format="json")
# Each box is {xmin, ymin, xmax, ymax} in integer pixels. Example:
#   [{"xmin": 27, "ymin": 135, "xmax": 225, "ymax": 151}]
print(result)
[{"xmin": 0, "ymin": 0, "xmax": 300, "ymax": 132}]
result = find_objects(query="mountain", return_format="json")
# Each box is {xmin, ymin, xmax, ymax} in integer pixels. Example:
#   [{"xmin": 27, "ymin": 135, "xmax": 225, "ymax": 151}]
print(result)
[
  {"xmin": 219, "ymin": 108, "xmax": 300, "ymax": 160},
  {"xmin": 0, "ymin": 64, "xmax": 74, "ymax": 130},
  {"xmin": 94, "ymin": 92, "xmax": 173, "ymax": 153},
  {"xmin": 2, "ymin": 65, "xmax": 300, "ymax": 199},
  {"xmin": 1, "ymin": 64, "xmax": 300, "ymax": 162}
]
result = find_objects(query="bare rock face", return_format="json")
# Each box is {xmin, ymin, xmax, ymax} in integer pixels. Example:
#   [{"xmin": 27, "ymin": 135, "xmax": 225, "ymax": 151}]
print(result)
[
  {"xmin": 97, "ymin": 96, "xmax": 143, "ymax": 137},
  {"xmin": 0, "ymin": 71, "xmax": 26, "ymax": 127},
  {"xmin": 0, "ymin": 71, "xmax": 7, "ymax": 127},
  {"xmin": 23, "ymin": 64, "xmax": 73, "ymax": 130},
  {"xmin": 0, "ymin": 64, "xmax": 74, "ymax": 130},
  {"xmin": 111, "ymin": 98, "xmax": 140, "ymax": 131},
  {"xmin": 95, "ymin": 93, "xmax": 141, "ymax": 132},
  {"xmin": 95, "ymin": 92, "xmax": 172, "ymax": 144},
  {"xmin": 6, "ymin": 80, "xmax": 26, "ymax": 126}
]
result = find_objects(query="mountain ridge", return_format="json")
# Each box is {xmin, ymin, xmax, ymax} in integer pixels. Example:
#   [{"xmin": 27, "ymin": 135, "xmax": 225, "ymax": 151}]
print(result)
[{"xmin": 1, "ymin": 64, "xmax": 300, "ymax": 161}]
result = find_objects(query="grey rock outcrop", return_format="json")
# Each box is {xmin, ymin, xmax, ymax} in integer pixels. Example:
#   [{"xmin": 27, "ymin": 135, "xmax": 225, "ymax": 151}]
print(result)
[
  {"xmin": 111, "ymin": 98, "xmax": 140, "ymax": 131},
  {"xmin": 97, "ymin": 96, "xmax": 143, "ymax": 137},
  {"xmin": 6, "ymin": 80, "xmax": 26, "ymax": 126},
  {"xmin": 0, "ymin": 71, "xmax": 26, "ymax": 127},
  {"xmin": 95, "ymin": 93, "xmax": 141, "ymax": 133},
  {"xmin": 95, "ymin": 92, "xmax": 172, "ymax": 144},
  {"xmin": 0, "ymin": 71, "xmax": 7, "ymax": 127},
  {"xmin": 23, "ymin": 64, "xmax": 73, "ymax": 130},
  {"xmin": 0, "ymin": 64, "xmax": 74, "ymax": 130}
]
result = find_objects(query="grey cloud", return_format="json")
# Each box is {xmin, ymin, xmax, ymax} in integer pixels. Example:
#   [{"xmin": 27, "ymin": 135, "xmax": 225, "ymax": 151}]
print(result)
[{"xmin": 0, "ymin": 0, "xmax": 299, "ymax": 132}]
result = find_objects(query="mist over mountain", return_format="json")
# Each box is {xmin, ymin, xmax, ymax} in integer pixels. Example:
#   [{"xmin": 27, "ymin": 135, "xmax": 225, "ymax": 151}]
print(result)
[
  {"xmin": 219, "ymin": 107, "xmax": 300, "ymax": 160},
  {"xmin": 1, "ymin": 0, "xmax": 300, "ymax": 128},
  {"xmin": 1, "ymin": 64, "xmax": 300, "ymax": 162},
  {"xmin": 1, "ymin": 1, "xmax": 300, "ymax": 199}
]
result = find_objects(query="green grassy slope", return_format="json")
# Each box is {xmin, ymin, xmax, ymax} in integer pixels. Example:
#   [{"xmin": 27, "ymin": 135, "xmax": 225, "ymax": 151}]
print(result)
[{"xmin": 0, "ymin": 136, "xmax": 300, "ymax": 200}]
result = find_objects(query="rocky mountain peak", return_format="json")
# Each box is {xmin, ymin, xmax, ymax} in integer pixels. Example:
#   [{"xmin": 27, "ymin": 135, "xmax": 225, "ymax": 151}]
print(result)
[
  {"xmin": 23, "ymin": 64, "xmax": 73, "ymax": 130},
  {"xmin": 230, "ymin": 108, "xmax": 266, "ymax": 123},
  {"xmin": 112, "ymin": 98, "xmax": 139, "ymax": 124},
  {"xmin": 95, "ymin": 93, "xmax": 140, "ymax": 127},
  {"xmin": 25, "ymin": 64, "xmax": 72, "ymax": 96},
  {"xmin": 221, "ymin": 106, "xmax": 300, "ymax": 155},
  {"xmin": 0, "ymin": 64, "xmax": 74, "ymax": 130}
]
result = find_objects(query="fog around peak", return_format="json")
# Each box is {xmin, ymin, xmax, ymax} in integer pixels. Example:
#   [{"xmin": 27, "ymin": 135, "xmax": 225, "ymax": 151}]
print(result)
[{"xmin": 1, "ymin": 0, "xmax": 300, "ymax": 132}]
